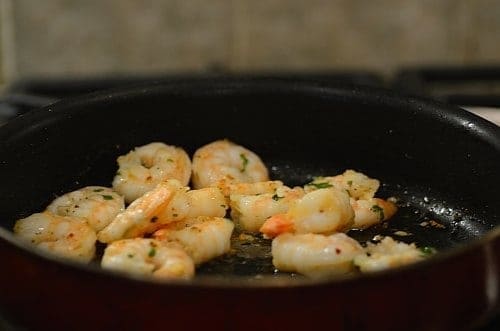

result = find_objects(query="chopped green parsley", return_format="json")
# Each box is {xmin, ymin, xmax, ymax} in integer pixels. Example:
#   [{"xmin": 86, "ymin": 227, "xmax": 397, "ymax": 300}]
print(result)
[
  {"xmin": 102, "ymin": 195, "xmax": 114, "ymax": 200},
  {"xmin": 419, "ymin": 246, "xmax": 436, "ymax": 256},
  {"xmin": 239, "ymin": 153, "xmax": 249, "ymax": 172},
  {"xmin": 93, "ymin": 188, "xmax": 104, "ymax": 192},
  {"xmin": 148, "ymin": 247, "xmax": 156, "ymax": 257},
  {"xmin": 307, "ymin": 181, "xmax": 333, "ymax": 189},
  {"xmin": 370, "ymin": 204, "xmax": 385, "ymax": 221}
]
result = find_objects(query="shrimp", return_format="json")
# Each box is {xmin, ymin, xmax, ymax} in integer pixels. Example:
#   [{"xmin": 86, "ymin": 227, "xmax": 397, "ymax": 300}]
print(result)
[
  {"xmin": 260, "ymin": 188, "xmax": 354, "ymax": 238},
  {"xmin": 304, "ymin": 170, "xmax": 396, "ymax": 229},
  {"xmin": 227, "ymin": 180, "xmax": 284, "ymax": 196},
  {"xmin": 305, "ymin": 169, "xmax": 380, "ymax": 200},
  {"xmin": 98, "ymin": 180, "xmax": 190, "ymax": 243},
  {"xmin": 353, "ymin": 236, "xmax": 424, "ymax": 272},
  {"xmin": 185, "ymin": 187, "xmax": 227, "ymax": 219},
  {"xmin": 230, "ymin": 182, "xmax": 305, "ymax": 232},
  {"xmin": 13, "ymin": 212, "xmax": 96, "ymax": 263},
  {"xmin": 112, "ymin": 142, "xmax": 192, "ymax": 203},
  {"xmin": 191, "ymin": 139, "xmax": 269, "ymax": 191},
  {"xmin": 351, "ymin": 198, "xmax": 397, "ymax": 229},
  {"xmin": 272, "ymin": 233, "xmax": 364, "ymax": 278},
  {"xmin": 46, "ymin": 186, "xmax": 125, "ymax": 232},
  {"xmin": 97, "ymin": 180, "xmax": 228, "ymax": 243},
  {"xmin": 153, "ymin": 216, "xmax": 234, "ymax": 265},
  {"xmin": 101, "ymin": 238, "xmax": 195, "ymax": 280}
]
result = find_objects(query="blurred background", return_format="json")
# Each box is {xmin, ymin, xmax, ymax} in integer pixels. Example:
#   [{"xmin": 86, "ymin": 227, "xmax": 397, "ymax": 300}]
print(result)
[
  {"xmin": 1, "ymin": 0, "xmax": 499, "ymax": 79},
  {"xmin": 1, "ymin": 0, "xmax": 500, "ymax": 79},
  {"xmin": 2, "ymin": 0, "xmax": 500, "ymax": 126},
  {"xmin": 0, "ymin": 0, "xmax": 500, "ymax": 119}
]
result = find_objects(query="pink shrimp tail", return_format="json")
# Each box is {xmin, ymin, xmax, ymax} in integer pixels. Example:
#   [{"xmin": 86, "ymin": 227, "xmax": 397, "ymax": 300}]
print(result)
[
  {"xmin": 374, "ymin": 198, "xmax": 398, "ymax": 220},
  {"xmin": 259, "ymin": 214, "xmax": 294, "ymax": 239}
]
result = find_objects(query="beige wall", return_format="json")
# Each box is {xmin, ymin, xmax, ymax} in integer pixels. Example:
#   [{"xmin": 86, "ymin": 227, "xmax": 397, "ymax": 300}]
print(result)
[{"xmin": 1, "ymin": 0, "xmax": 500, "ymax": 83}]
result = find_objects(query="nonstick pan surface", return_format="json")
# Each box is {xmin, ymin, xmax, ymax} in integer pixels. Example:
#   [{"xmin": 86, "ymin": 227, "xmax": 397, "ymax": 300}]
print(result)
[{"xmin": 0, "ymin": 79, "xmax": 499, "ymax": 330}]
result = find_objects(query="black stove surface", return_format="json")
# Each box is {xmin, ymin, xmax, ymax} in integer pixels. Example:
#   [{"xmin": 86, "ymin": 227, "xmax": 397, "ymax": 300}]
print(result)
[
  {"xmin": 0, "ymin": 71, "xmax": 384, "ymax": 124},
  {"xmin": 393, "ymin": 65, "xmax": 500, "ymax": 107}
]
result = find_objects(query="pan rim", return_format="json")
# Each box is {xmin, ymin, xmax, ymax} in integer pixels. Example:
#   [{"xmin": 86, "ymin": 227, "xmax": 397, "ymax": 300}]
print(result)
[
  {"xmin": 2, "ymin": 77, "xmax": 499, "ymax": 139},
  {"xmin": 1, "ymin": 225, "xmax": 499, "ymax": 289}
]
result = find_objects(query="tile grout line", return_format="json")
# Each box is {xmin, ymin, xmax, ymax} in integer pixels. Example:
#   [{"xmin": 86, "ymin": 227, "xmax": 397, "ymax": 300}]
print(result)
[
  {"xmin": 0, "ymin": 0, "xmax": 17, "ymax": 85},
  {"xmin": 229, "ymin": 0, "xmax": 248, "ymax": 71},
  {"xmin": 460, "ymin": 0, "xmax": 477, "ymax": 64}
]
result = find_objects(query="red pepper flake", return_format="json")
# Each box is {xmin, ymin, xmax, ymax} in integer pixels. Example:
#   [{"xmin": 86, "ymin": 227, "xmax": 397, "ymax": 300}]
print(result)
[
  {"xmin": 335, "ymin": 248, "xmax": 341, "ymax": 254},
  {"xmin": 150, "ymin": 216, "xmax": 158, "ymax": 223}
]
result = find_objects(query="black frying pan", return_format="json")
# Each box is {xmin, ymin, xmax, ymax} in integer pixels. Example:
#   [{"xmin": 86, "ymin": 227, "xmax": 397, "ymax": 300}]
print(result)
[{"xmin": 0, "ymin": 79, "xmax": 499, "ymax": 331}]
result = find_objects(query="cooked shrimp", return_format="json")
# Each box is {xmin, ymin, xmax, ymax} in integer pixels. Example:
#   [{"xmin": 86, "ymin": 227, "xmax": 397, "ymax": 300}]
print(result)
[
  {"xmin": 230, "ymin": 183, "xmax": 305, "ymax": 232},
  {"xmin": 227, "ymin": 180, "xmax": 284, "ymax": 196},
  {"xmin": 185, "ymin": 187, "xmax": 227, "ymax": 219},
  {"xmin": 112, "ymin": 142, "xmax": 192, "ymax": 203},
  {"xmin": 14, "ymin": 212, "xmax": 96, "ymax": 263},
  {"xmin": 98, "ymin": 180, "xmax": 190, "ymax": 243},
  {"xmin": 191, "ymin": 139, "xmax": 269, "ymax": 191},
  {"xmin": 101, "ymin": 238, "xmax": 195, "ymax": 280},
  {"xmin": 305, "ymin": 169, "xmax": 380, "ymax": 200},
  {"xmin": 46, "ymin": 186, "xmax": 125, "ymax": 232},
  {"xmin": 272, "ymin": 233, "xmax": 364, "ymax": 278},
  {"xmin": 354, "ymin": 236, "xmax": 424, "ymax": 272},
  {"xmin": 351, "ymin": 198, "xmax": 397, "ymax": 229},
  {"xmin": 98, "ymin": 180, "xmax": 228, "ymax": 243},
  {"xmin": 260, "ymin": 188, "xmax": 354, "ymax": 238},
  {"xmin": 153, "ymin": 216, "xmax": 234, "ymax": 264}
]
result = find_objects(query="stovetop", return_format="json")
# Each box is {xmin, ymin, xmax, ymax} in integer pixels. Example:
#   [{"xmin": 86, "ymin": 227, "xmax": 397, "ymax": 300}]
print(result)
[{"xmin": 1, "ymin": 68, "xmax": 500, "ymax": 126}]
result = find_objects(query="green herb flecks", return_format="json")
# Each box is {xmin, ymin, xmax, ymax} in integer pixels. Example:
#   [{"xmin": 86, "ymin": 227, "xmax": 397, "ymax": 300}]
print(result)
[
  {"xmin": 239, "ymin": 153, "xmax": 249, "ymax": 172},
  {"xmin": 370, "ymin": 204, "xmax": 385, "ymax": 221},
  {"xmin": 347, "ymin": 180, "xmax": 353, "ymax": 187},
  {"xmin": 272, "ymin": 194, "xmax": 284, "ymax": 201},
  {"xmin": 419, "ymin": 246, "xmax": 436, "ymax": 256},
  {"xmin": 148, "ymin": 247, "xmax": 156, "ymax": 257},
  {"xmin": 166, "ymin": 158, "xmax": 173, "ymax": 162},
  {"xmin": 127, "ymin": 254, "xmax": 134, "ymax": 258},
  {"xmin": 93, "ymin": 188, "xmax": 104, "ymax": 192},
  {"xmin": 307, "ymin": 181, "xmax": 333, "ymax": 189},
  {"xmin": 102, "ymin": 195, "xmax": 114, "ymax": 200}
]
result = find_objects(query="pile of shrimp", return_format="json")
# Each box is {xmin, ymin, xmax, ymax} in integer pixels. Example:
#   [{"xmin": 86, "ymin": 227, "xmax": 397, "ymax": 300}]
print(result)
[{"xmin": 13, "ymin": 139, "xmax": 430, "ymax": 280}]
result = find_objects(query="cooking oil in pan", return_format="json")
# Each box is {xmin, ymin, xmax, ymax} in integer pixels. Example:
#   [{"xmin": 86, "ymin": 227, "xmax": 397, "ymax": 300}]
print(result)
[{"xmin": 197, "ymin": 194, "xmax": 488, "ymax": 277}]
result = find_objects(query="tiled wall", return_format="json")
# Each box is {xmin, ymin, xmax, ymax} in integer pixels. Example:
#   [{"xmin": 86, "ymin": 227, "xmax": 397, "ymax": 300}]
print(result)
[{"xmin": 1, "ymin": 0, "xmax": 500, "ymax": 83}]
